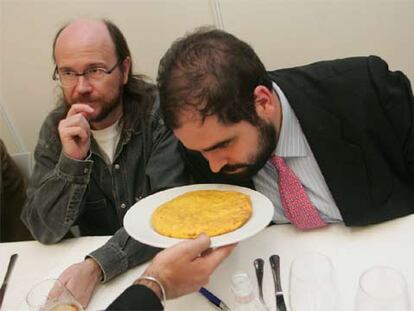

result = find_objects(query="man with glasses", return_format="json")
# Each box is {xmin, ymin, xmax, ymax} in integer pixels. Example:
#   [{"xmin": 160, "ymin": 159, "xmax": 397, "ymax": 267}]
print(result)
[{"xmin": 21, "ymin": 18, "xmax": 189, "ymax": 306}]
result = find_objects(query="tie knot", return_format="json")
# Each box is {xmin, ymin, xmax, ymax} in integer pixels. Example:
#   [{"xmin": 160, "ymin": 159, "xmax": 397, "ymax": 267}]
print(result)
[{"xmin": 270, "ymin": 155, "xmax": 287, "ymax": 171}]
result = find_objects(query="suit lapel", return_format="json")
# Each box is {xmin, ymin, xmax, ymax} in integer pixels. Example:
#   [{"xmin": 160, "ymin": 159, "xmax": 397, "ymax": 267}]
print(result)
[{"xmin": 272, "ymin": 75, "xmax": 371, "ymax": 224}]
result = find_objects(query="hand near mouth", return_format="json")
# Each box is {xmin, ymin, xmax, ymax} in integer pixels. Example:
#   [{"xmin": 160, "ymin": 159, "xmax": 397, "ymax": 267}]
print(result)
[{"xmin": 58, "ymin": 103, "xmax": 95, "ymax": 160}]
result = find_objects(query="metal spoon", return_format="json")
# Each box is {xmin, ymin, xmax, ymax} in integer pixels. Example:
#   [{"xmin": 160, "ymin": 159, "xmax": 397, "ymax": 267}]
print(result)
[{"xmin": 254, "ymin": 258, "xmax": 266, "ymax": 306}]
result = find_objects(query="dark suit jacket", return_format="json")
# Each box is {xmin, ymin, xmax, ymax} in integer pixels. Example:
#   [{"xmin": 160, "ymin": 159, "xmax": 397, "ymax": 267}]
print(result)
[
  {"xmin": 106, "ymin": 284, "xmax": 163, "ymax": 310},
  {"xmin": 181, "ymin": 56, "xmax": 414, "ymax": 226}
]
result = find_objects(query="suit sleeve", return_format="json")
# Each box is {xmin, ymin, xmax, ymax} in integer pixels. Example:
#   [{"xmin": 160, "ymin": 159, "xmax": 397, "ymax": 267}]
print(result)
[
  {"xmin": 106, "ymin": 284, "xmax": 164, "ymax": 310},
  {"xmin": 368, "ymin": 55, "xmax": 414, "ymax": 178}
]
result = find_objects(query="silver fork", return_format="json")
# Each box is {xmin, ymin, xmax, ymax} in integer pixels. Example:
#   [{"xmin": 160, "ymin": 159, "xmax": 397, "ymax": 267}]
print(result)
[{"xmin": 254, "ymin": 258, "xmax": 266, "ymax": 306}]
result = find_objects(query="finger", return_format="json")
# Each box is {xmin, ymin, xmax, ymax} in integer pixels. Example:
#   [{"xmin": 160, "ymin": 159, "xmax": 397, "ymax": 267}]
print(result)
[
  {"xmin": 48, "ymin": 280, "xmax": 65, "ymax": 300},
  {"xmin": 67, "ymin": 104, "xmax": 94, "ymax": 117},
  {"xmin": 201, "ymin": 243, "xmax": 237, "ymax": 271},
  {"xmin": 61, "ymin": 127, "xmax": 90, "ymax": 142},
  {"xmin": 174, "ymin": 233, "xmax": 211, "ymax": 259},
  {"xmin": 61, "ymin": 114, "xmax": 90, "ymax": 130}
]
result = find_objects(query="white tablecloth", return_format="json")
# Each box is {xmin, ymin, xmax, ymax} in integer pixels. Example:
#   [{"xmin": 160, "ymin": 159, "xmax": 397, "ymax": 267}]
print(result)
[{"xmin": 1, "ymin": 215, "xmax": 414, "ymax": 310}]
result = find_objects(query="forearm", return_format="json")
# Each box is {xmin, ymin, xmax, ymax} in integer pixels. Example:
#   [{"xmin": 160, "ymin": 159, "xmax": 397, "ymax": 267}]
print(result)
[
  {"xmin": 88, "ymin": 228, "xmax": 161, "ymax": 282},
  {"xmin": 21, "ymin": 152, "xmax": 92, "ymax": 244}
]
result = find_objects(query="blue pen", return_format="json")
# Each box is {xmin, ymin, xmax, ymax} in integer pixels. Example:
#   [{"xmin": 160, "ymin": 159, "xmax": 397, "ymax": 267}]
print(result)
[{"xmin": 199, "ymin": 287, "xmax": 231, "ymax": 311}]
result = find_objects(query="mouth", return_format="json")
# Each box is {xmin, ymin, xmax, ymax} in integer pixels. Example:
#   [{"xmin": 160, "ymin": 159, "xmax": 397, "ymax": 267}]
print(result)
[
  {"xmin": 80, "ymin": 101, "xmax": 96, "ymax": 107},
  {"xmin": 225, "ymin": 168, "xmax": 245, "ymax": 174},
  {"xmin": 75, "ymin": 97, "xmax": 98, "ymax": 104},
  {"xmin": 221, "ymin": 166, "xmax": 249, "ymax": 175}
]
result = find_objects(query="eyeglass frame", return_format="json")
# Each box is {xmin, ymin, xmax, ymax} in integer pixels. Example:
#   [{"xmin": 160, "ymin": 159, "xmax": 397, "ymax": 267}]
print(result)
[{"xmin": 52, "ymin": 60, "xmax": 123, "ymax": 88}]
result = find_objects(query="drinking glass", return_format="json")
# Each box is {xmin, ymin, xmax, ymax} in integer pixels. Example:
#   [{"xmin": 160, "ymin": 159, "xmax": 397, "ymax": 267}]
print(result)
[
  {"xmin": 26, "ymin": 279, "xmax": 83, "ymax": 311},
  {"xmin": 354, "ymin": 266, "xmax": 411, "ymax": 311},
  {"xmin": 289, "ymin": 252, "xmax": 340, "ymax": 311}
]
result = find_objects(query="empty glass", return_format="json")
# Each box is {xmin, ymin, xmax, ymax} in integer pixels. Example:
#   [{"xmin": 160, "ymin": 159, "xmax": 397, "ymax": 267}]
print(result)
[
  {"xmin": 289, "ymin": 252, "xmax": 340, "ymax": 311},
  {"xmin": 26, "ymin": 279, "xmax": 83, "ymax": 311},
  {"xmin": 354, "ymin": 266, "xmax": 411, "ymax": 311}
]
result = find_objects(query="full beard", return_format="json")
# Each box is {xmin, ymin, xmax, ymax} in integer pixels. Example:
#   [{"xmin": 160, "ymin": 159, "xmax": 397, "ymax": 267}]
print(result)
[
  {"xmin": 87, "ymin": 96, "xmax": 122, "ymax": 123},
  {"xmin": 220, "ymin": 120, "xmax": 278, "ymax": 182},
  {"xmin": 62, "ymin": 88, "xmax": 123, "ymax": 123}
]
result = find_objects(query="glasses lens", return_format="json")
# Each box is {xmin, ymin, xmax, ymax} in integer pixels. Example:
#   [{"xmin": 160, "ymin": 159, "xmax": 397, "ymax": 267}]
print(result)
[
  {"xmin": 57, "ymin": 72, "xmax": 77, "ymax": 88},
  {"xmin": 86, "ymin": 68, "xmax": 105, "ymax": 81},
  {"xmin": 55, "ymin": 64, "xmax": 117, "ymax": 88}
]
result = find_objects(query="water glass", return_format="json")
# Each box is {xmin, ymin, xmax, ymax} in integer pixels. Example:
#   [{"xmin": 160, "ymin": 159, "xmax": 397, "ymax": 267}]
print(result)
[
  {"xmin": 354, "ymin": 266, "xmax": 411, "ymax": 311},
  {"xmin": 289, "ymin": 252, "xmax": 340, "ymax": 311},
  {"xmin": 26, "ymin": 279, "xmax": 83, "ymax": 311}
]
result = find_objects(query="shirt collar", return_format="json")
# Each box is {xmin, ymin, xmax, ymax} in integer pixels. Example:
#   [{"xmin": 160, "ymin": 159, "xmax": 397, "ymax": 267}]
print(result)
[{"xmin": 272, "ymin": 82, "xmax": 307, "ymax": 158}]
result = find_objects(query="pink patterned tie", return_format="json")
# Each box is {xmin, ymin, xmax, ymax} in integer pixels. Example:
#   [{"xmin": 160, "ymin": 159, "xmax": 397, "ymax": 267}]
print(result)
[{"xmin": 270, "ymin": 155, "xmax": 326, "ymax": 230}]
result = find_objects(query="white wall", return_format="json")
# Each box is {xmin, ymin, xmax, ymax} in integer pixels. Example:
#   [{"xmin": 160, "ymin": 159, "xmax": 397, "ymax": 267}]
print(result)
[
  {"xmin": 0, "ymin": 1, "xmax": 19, "ymax": 153},
  {"xmin": 1, "ymin": 0, "xmax": 413, "ymax": 153},
  {"xmin": 221, "ymin": 0, "xmax": 414, "ymax": 75}
]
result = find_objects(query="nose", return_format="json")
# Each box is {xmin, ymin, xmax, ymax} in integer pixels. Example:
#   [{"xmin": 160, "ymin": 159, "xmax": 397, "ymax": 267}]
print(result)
[
  {"xmin": 204, "ymin": 153, "xmax": 228, "ymax": 173},
  {"xmin": 74, "ymin": 76, "xmax": 93, "ymax": 94}
]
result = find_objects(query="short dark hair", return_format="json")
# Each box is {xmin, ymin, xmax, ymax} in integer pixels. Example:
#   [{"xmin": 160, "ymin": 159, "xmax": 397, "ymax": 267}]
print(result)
[
  {"xmin": 52, "ymin": 18, "xmax": 156, "ymax": 130},
  {"xmin": 157, "ymin": 27, "xmax": 272, "ymax": 129}
]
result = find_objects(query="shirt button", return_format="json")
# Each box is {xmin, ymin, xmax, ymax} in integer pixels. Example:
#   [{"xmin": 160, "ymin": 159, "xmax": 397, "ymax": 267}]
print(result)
[
  {"xmin": 120, "ymin": 203, "xmax": 126, "ymax": 209},
  {"xmin": 114, "ymin": 164, "xmax": 120, "ymax": 170},
  {"xmin": 83, "ymin": 168, "xmax": 89, "ymax": 173},
  {"xmin": 135, "ymin": 195, "xmax": 143, "ymax": 202}
]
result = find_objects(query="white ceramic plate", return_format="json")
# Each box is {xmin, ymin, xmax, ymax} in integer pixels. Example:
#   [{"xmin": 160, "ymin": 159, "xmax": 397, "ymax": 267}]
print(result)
[{"xmin": 124, "ymin": 184, "xmax": 274, "ymax": 248}]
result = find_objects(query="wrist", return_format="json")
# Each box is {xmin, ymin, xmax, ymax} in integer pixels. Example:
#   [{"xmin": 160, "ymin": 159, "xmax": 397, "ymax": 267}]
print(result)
[
  {"xmin": 134, "ymin": 274, "xmax": 166, "ymax": 305},
  {"xmin": 134, "ymin": 278, "xmax": 163, "ymax": 300},
  {"xmin": 63, "ymin": 150, "xmax": 89, "ymax": 161},
  {"xmin": 84, "ymin": 258, "xmax": 103, "ymax": 282}
]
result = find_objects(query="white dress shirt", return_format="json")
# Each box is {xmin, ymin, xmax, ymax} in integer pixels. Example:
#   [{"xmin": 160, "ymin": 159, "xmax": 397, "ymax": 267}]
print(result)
[{"xmin": 253, "ymin": 83, "xmax": 343, "ymax": 224}]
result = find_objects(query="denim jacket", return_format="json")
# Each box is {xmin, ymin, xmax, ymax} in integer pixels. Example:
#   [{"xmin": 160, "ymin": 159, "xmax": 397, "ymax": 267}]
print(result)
[{"xmin": 21, "ymin": 104, "xmax": 189, "ymax": 281}]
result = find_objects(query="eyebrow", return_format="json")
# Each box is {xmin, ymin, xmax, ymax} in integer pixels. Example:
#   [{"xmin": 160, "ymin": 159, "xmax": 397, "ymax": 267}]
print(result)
[
  {"xmin": 200, "ymin": 138, "xmax": 233, "ymax": 153},
  {"xmin": 58, "ymin": 62, "xmax": 107, "ymax": 71}
]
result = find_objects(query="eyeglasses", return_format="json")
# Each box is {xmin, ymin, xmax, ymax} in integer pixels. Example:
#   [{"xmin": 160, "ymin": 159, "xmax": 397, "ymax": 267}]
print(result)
[{"xmin": 52, "ymin": 60, "xmax": 122, "ymax": 88}]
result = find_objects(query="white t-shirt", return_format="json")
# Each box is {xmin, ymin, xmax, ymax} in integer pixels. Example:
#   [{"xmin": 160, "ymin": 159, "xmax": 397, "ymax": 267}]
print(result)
[{"xmin": 91, "ymin": 119, "xmax": 121, "ymax": 164}]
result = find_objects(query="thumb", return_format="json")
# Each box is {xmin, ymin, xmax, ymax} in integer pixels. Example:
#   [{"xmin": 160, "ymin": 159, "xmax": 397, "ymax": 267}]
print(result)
[{"xmin": 178, "ymin": 233, "xmax": 211, "ymax": 259}]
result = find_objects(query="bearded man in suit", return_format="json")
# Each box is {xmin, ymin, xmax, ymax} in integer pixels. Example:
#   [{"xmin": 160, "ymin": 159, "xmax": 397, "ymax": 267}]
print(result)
[{"xmin": 157, "ymin": 28, "xmax": 414, "ymax": 229}]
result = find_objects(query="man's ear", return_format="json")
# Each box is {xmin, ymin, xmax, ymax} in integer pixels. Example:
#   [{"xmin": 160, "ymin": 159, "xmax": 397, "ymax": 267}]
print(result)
[
  {"xmin": 253, "ymin": 85, "xmax": 274, "ymax": 120},
  {"xmin": 121, "ymin": 56, "xmax": 131, "ymax": 85}
]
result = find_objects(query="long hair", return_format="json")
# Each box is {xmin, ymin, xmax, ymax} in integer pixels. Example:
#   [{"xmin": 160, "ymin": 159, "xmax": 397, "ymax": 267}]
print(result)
[
  {"xmin": 52, "ymin": 19, "xmax": 156, "ymax": 130},
  {"xmin": 157, "ymin": 27, "xmax": 272, "ymax": 129}
]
